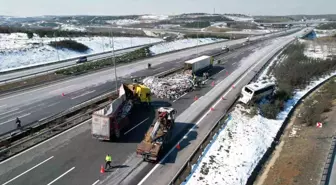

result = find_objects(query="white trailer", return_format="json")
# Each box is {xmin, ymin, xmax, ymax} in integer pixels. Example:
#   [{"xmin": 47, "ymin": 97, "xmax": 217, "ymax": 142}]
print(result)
[{"xmin": 184, "ymin": 55, "xmax": 213, "ymax": 75}]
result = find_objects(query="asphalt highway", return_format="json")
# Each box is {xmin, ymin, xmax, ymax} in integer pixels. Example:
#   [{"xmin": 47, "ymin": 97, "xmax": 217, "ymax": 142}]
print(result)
[
  {"xmin": 0, "ymin": 39, "xmax": 270, "ymax": 185},
  {"xmin": 0, "ymin": 28, "xmax": 302, "ymax": 136},
  {"xmin": 0, "ymin": 44, "xmax": 154, "ymax": 84}
]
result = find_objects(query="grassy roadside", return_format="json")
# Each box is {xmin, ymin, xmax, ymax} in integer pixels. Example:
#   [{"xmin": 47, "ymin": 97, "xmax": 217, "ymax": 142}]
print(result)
[
  {"xmin": 254, "ymin": 77, "xmax": 336, "ymax": 185},
  {"xmin": 250, "ymin": 41, "xmax": 336, "ymax": 119}
]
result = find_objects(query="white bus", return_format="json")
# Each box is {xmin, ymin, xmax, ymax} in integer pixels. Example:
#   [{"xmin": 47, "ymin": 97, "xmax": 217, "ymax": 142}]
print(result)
[{"xmin": 239, "ymin": 82, "xmax": 276, "ymax": 104}]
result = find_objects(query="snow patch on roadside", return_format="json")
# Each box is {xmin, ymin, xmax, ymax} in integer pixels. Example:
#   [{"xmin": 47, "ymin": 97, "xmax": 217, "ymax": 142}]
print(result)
[
  {"xmin": 185, "ymin": 66, "xmax": 336, "ymax": 185},
  {"xmin": 149, "ymin": 38, "xmax": 225, "ymax": 55},
  {"xmin": 0, "ymin": 33, "xmax": 162, "ymax": 72}
]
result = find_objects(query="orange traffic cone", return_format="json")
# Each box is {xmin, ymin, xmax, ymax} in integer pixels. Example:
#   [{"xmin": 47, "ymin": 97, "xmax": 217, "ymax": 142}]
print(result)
[
  {"xmin": 194, "ymin": 96, "xmax": 198, "ymax": 101},
  {"xmin": 100, "ymin": 165, "xmax": 105, "ymax": 173},
  {"xmin": 232, "ymin": 85, "xmax": 235, "ymax": 89},
  {"xmin": 221, "ymin": 96, "xmax": 226, "ymax": 100},
  {"xmin": 211, "ymin": 81, "xmax": 215, "ymax": 87},
  {"xmin": 176, "ymin": 143, "xmax": 181, "ymax": 150},
  {"xmin": 62, "ymin": 93, "xmax": 65, "ymax": 97},
  {"xmin": 210, "ymin": 107, "xmax": 215, "ymax": 111},
  {"xmin": 226, "ymin": 71, "xmax": 229, "ymax": 75}
]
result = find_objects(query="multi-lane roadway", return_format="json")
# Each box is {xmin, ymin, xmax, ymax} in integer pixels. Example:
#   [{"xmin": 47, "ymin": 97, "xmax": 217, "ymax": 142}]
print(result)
[
  {"xmin": 0, "ymin": 37, "xmax": 276, "ymax": 185},
  {"xmin": 0, "ymin": 43, "xmax": 158, "ymax": 84},
  {"xmin": 0, "ymin": 28, "xmax": 312, "ymax": 185},
  {"xmin": 0, "ymin": 27, "xmax": 303, "ymax": 136}
]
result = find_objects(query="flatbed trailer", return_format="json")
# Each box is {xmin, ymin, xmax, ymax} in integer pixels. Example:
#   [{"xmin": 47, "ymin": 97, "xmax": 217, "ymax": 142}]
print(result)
[{"xmin": 136, "ymin": 107, "xmax": 176, "ymax": 162}]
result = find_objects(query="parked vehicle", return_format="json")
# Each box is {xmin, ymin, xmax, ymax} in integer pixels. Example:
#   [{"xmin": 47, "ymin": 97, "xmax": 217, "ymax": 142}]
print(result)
[
  {"xmin": 239, "ymin": 82, "xmax": 276, "ymax": 104},
  {"xmin": 136, "ymin": 107, "xmax": 176, "ymax": 162},
  {"xmin": 184, "ymin": 55, "xmax": 213, "ymax": 76},
  {"xmin": 91, "ymin": 83, "xmax": 151, "ymax": 140},
  {"xmin": 76, "ymin": 56, "xmax": 88, "ymax": 64}
]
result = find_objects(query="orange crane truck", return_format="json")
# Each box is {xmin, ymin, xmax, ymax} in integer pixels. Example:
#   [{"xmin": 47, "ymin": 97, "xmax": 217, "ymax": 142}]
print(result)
[{"xmin": 136, "ymin": 107, "xmax": 176, "ymax": 162}]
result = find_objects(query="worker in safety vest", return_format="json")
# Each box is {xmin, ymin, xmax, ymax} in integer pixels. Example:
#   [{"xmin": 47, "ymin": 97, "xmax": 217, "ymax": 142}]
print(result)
[{"xmin": 105, "ymin": 154, "xmax": 112, "ymax": 169}]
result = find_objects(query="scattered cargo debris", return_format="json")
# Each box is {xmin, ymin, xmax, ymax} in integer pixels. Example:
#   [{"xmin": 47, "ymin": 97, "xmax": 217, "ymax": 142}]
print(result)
[
  {"xmin": 143, "ymin": 73, "xmax": 194, "ymax": 100},
  {"xmin": 136, "ymin": 107, "xmax": 176, "ymax": 162}
]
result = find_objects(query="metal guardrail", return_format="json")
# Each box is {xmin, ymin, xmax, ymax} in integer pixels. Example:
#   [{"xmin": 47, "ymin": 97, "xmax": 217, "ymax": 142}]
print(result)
[
  {"xmin": 0, "ymin": 90, "xmax": 118, "ymax": 161},
  {"xmin": 167, "ymin": 35, "xmax": 300, "ymax": 185},
  {"xmin": 0, "ymin": 28, "xmax": 301, "ymax": 85},
  {"xmin": 0, "ymin": 43, "xmax": 164, "ymax": 85},
  {"xmin": 0, "ymin": 90, "xmax": 116, "ymax": 139},
  {"xmin": 320, "ymin": 136, "xmax": 336, "ymax": 185},
  {"xmin": 0, "ymin": 28, "xmax": 306, "ymax": 162},
  {"xmin": 0, "ymin": 42, "xmax": 162, "ymax": 75}
]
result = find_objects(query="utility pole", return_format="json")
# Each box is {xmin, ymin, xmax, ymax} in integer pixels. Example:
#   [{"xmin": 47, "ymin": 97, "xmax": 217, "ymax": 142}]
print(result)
[
  {"xmin": 111, "ymin": 31, "xmax": 118, "ymax": 92},
  {"xmin": 54, "ymin": 32, "xmax": 60, "ymax": 61},
  {"xmin": 196, "ymin": 21, "xmax": 199, "ymax": 57}
]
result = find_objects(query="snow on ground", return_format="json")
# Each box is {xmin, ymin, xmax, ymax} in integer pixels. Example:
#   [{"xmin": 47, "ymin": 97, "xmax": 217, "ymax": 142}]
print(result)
[
  {"xmin": 0, "ymin": 33, "xmax": 162, "ymax": 72},
  {"xmin": 106, "ymin": 15, "xmax": 169, "ymax": 26},
  {"xmin": 184, "ymin": 60, "xmax": 336, "ymax": 185},
  {"xmin": 0, "ymin": 33, "xmax": 224, "ymax": 72},
  {"xmin": 225, "ymin": 15, "xmax": 254, "ymax": 22},
  {"xmin": 226, "ymin": 29, "xmax": 278, "ymax": 35},
  {"xmin": 140, "ymin": 15, "xmax": 169, "ymax": 20},
  {"xmin": 149, "ymin": 38, "xmax": 225, "ymax": 55},
  {"xmin": 211, "ymin": 22, "xmax": 228, "ymax": 28},
  {"xmin": 106, "ymin": 19, "xmax": 141, "ymax": 26},
  {"xmin": 58, "ymin": 24, "xmax": 86, "ymax": 31},
  {"xmin": 301, "ymin": 39, "xmax": 336, "ymax": 60},
  {"xmin": 314, "ymin": 29, "xmax": 336, "ymax": 38}
]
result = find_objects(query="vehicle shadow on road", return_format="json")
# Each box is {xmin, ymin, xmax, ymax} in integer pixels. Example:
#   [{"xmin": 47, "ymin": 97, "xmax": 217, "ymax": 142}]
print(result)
[
  {"xmin": 105, "ymin": 165, "xmax": 129, "ymax": 172},
  {"xmin": 115, "ymin": 105, "xmax": 157, "ymax": 143},
  {"xmin": 150, "ymin": 100, "xmax": 172, "ymax": 108},
  {"xmin": 159, "ymin": 123, "xmax": 198, "ymax": 164}
]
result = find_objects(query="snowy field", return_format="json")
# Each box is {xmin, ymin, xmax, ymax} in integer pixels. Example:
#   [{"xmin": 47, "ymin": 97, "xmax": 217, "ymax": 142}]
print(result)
[
  {"xmin": 301, "ymin": 38, "xmax": 336, "ymax": 60},
  {"xmin": 315, "ymin": 29, "xmax": 336, "ymax": 38},
  {"xmin": 149, "ymin": 38, "xmax": 225, "ymax": 55},
  {"xmin": 226, "ymin": 29, "xmax": 278, "ymax": 35},
  {"xmin": 0, "ymin": 33, "xmax": 223, "ymax": 72},
  {"xmin": 0, "ymin": 33, "xmax": 162, "ymax": 72},
  {"xmin": 225, "ymin": 15, "xmax": 254, "ymax": 22},
  {"xmin": 106, "ymin": 15, "xmax": 169, "ymax": 26},
  {"xmin": 184, "ymin": 53, "xmax": 336, "ymax": 185}
]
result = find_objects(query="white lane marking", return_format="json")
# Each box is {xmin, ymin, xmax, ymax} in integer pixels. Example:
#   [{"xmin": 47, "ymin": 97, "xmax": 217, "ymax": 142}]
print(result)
[
  {"xmin": 0, "ymin": 119, "xmax": 90, "ymax": 165},
  {"xmin": 0, "ymin": 104, "xmax": 7, "ymax": 108},
  {"xmin": 0, "ymin": 113, "xmax": 31, "ymax": 125},
  {"xmin": 92, "ymin": 180, "xmax": 100, "ymax": 185},
  {"xmin": 153, "ymin": 67, "xmax": 164, "ymax": 71},
  {"xmin": 154, "ymin": 68, "xmax": 177, "ymax": 77},
  {"xmin": 46, "ymin": 102, "xmax": 60, "ymax": 108},
  {"xmin": 2, "ymin": 156, "xmax": 54, "ymax": 185},
  {"xmin": 46, "ymin": 167, "xmax": 75, "ymax": 185},
  {"xmin": 137, "ymin": 38, "xmax": 291, "ymax": 185},
  {"xmin": 0, "ymin": 30, "xmax": 302, "ymax": 103},
  {"xmin": 0, "ymin": 108, "xmax": 19, "ymax": 116},
  {"xmin": 0, "ymin": 110, "xmax": 25, "ymax": 120},
  {"xmin": 124, "ymin": 118, "xmax": 149, "ymax": 135},
  {"xmin": 71, "ymin": 90, "xmax": 96, "ymax": 100},
  {"xmin": 172, "ymin": 92, "xmax": 188, "ymax": 103},
  {"xmin": 232, "ymin": 62, "xmax": 237, "ymax": 65},
  {"xmin": 218, "ymin": 68, "xmax": 225, "ymax": 73}
]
